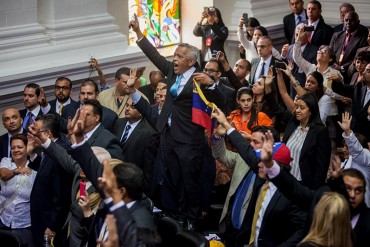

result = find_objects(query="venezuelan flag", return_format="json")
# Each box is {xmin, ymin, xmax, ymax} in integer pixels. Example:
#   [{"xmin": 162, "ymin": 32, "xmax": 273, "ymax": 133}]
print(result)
[{"xmin": 192, "ymin": 79, "xmax": 217, "ymax": 135}]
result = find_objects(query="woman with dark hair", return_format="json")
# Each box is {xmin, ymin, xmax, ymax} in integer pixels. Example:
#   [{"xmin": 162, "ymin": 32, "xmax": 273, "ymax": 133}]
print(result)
[
  {"xmin": 239, "ymin": 17, "xmax": 261, "ymax": 58},
  {"xmin": 0, "ymin": 134, "xmax": 36, "ymax": 246},
  {"xmin": 264, "ymin": 68, "xmax": 331, "ymax": 189},
  {"xmin": 237, "ymin": 15, "xmax": 281, "ymax": 62},
  {"xmin": 193, "ymin": 7, "xmax": 228, "ymax": 68},
  {"xmin": 276, "ymin": 62, "xmax": 332, "ymax": 124},
  {"xmin": 228, "ymin": 87, "xmax": 273, "ymax": 141}
]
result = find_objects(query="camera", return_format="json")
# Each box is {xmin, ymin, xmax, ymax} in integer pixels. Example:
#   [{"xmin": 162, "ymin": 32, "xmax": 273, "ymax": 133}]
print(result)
[
  {"xmin": 304, "ymin": 26, "xmax": 315, "ymax": 32},
  {"xmin": 275, "ymin": 60, "xmax": 287, "ymax": 70},
  {"xmin": 208, "ymin": 6, "xmax": 216, "ymax": 16}
]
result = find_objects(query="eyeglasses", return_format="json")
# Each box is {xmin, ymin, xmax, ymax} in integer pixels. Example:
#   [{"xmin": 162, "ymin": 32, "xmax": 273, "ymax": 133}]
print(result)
[
  {"xmin": 317, "ymin": 50, "xmax": 329, "ymax": 55},
  {"xmin": 55, "ymin": 86, "xmax": 71, "ymax": 91},
  {"xmin": 203, "ymin": 68, "xmax": 219, "ymax": 73}
]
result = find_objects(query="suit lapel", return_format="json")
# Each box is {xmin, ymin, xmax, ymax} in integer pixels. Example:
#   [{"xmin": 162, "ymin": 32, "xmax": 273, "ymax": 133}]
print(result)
[
  {"xmin": 121, "ymin": 120, "xmax": 142, "ymax": 151},
  {"xmin": 88, "ymin": 125, "xmax": 102, "ymax": 146},
  {"xmin": 259, "ymin": 190, "xmax": 280, "ymax": 231},
  {"xmin": 250, "ymin": 60, "xmax": 259, "ymax": 84},
  {"xmin": 300, "ymin": 128, "xmax": 314, "ymax": 161}
]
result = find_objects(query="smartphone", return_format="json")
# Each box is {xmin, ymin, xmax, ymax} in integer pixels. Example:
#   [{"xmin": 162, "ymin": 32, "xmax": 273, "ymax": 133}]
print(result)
[
  {"xmin": 208, "ymin": 6, "xmax": 216, "ymax": 16},
  {"xmin": 211, "ymin": 50, "xmax": 219, "ymax": 59},
  {"xmin": 275, "ymin": 60, "xmax": 287, "ymax": 70},
  {"xmin": 304, "ymin": 26, "xmax": 315, "ymax": 32},
  {"xmin": 79, "ymin": 181, "xmax": 86, "ymax": 197},
  {"xmin": 242, "ymin": 13, "xmax": 248, "ymax": 24},
  {"xmin": 204, "ymin": 7, "xmax": 208, "ymax": 13}
]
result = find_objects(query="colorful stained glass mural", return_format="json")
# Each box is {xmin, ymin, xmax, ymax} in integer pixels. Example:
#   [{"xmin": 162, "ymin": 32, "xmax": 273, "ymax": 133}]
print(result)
[{"xmin": 128, "ymin": 0, "xmax": 181, "ymax": 47}]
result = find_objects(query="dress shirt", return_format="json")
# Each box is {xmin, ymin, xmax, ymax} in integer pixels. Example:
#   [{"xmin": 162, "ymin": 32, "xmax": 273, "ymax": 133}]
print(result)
[
  {"xmin": 307, "ymin": 19, "xmax": 319, "ymax": 39},
  {"xmin": 176, "ymin": 67, "xmax": 196, "ymax": 95},
  {"xmin": 254, "ymin": 55, "xmax": 272, "ymax": 83},
  {"xmin": 363, "ymin": 87, "xmax": 370, "ymax": 107},
  {"xmin": 254, "ymin": 182, "xmax": 277, "ymax": 247},
  {"xmin": 121, "ymin": 119, "xmax": 141, "ymax": 141},
  {"xmin": 295, "ymin": 12, "xmax": 307, "ymax": 25},
  {"xmin": 23, "ymin": 105, "xmax": 41, "ymax": 129},
  {"xmin": 0, "ymin": 158, "xmax": 37, "ymax": 229}
]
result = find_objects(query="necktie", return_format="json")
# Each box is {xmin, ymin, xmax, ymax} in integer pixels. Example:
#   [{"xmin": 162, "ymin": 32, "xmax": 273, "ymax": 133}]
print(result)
[
  {"xmin": 249, "ymin": 182, "xmax": 270, "ymax": 245},
  {"xmin": 59, "ymin": 103, "xmax": 64, "ymax": 116},
  {"xmin": 170, "ymin": 74, "xmax": 183, "ymax": 98},
  {"xmin": 258, "ymin": 62, "xmax": 265, "ymax": 81},
  {"xmin": 232, "ymin": 172, "xmax": 256, "ymax": 229},
  {"xmin": 339, "ymin": 32, "xmax": 352, "ymax": 65},
  {"xmin": 297, "ymin": 16, "xmax": 302, "ymax": 25},
  {"xmin": 24, "ymin": 112, "xmax": 33, "ymax": 130},
  {"xmin": 120, "ymin": 124, "xmax": 131, "ymax": 143}
]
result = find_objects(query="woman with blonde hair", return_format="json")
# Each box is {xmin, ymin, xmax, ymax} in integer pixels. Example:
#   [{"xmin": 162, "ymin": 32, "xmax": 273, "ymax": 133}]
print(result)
[{"xmin": 298, "ymin": 192, "xmax": 353, "ymax": 247}]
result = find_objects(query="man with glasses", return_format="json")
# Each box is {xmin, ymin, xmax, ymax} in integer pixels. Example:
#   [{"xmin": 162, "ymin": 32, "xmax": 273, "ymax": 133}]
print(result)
[
  {"xmin": 204, "ymin": 58, "xmax": 236, "ymax": 114},
  {"xmin": 42, "ymin": 77, "xmax": 76, "ymax": 116}
]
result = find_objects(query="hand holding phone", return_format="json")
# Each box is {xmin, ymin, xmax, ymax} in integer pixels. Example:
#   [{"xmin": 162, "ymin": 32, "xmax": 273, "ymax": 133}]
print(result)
[
  {"xmin": 242, "ymin": 13, "xmax": 248, "ymax": 24},
  {"xmin": 208, "ymin": 7, "xmax": 216, "ymax": 16},
  {"xmin": 80, "ymin": 181, "xmax": 86, "ymax": 197},
  {"xmin": 275, "ymin": 61, "xmax": 287, "ymax": 70},
  {"xmin": 303, "ymin": 26, "xmax": 315, "ymax": 32}
]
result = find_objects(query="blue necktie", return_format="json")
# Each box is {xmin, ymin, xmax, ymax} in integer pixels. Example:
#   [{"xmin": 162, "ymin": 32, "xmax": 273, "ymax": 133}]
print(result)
[
  {"xmin": 231, "ymin": 171, "xmax": 256, "ymax": 229},
  {"xmin": 297, "ymin": 15, "xmax": 302, "ymax": 25},
  {"xmin": 120, "ymin": 124, "xmax": 131, "ymax": 143},
  {"xmin": 258, "ymin": 62, "xmax": 265, "ymax": 81},
  {"xmin": 170, "ymin": 74, "xmax": 183, "ymax": 98},
  {"xmin": 23, "ymin": 112, "xmax": 33, "ymax": 130}
]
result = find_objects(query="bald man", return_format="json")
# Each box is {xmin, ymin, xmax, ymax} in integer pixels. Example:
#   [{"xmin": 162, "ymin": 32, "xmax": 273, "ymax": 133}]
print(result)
[{"xmin": 1, "ymin": 108, "xmax": 25, "ymax": 160}]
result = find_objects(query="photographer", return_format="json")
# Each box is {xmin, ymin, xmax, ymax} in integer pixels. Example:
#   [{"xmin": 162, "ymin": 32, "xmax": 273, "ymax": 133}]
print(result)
[{"xmin": 193, "ymin": 7, "xmax": 228, "ymax": 69}]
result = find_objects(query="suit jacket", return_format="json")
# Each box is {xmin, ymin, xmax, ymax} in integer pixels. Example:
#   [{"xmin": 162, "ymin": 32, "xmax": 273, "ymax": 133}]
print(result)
[
  {"xmin": 29, "ymin": 139, "xmax": 72, "ymax": 246},
  {"xmin": 48, "ymin": 98, "xmax": 76, "ymax": 115},
  {"xmin": 113, "ymin": 118, "xmax": 159, "ymax": 193},
  {"xmin": 283, "ymin": 42, "xmax": 319, "ymax": 86},
  {"xmin": 332, "ymin": 81, "xmax": 370, "ymax": 140},
  {"xmin": 136, "ymin": 36, "xmax": 224, "ymax": 144},
  {"xmin": 330, "ymin": 28, "xmax": 368, "ymax": 73},
  {"xmin": 282, "ymin": 120, "xmax": 331, "ymax": 189},
  {"xmin": 138, "ymin": 84, "xmax": 156, "ymax": 105},
  {"xmin": 44, "ymin": 140, "xmax": 98, "ymax": 247},
  {"xmin": 61, "ymin": 101, "xmax": 118, "ymax": 133},
  {"xmin": 283, "ymin": 10, "xmax": 307, "ymax": 44},
  {"xmin": 227, "ymin": 131, "xmax": 306, "ymax": 246},
  {"xmin": 308, "ymin": 17, "xmax": 333, "ymax": 47},
  {"xmin": 193, "ymin": 23, "xmax": 229, "ymax": 64},
  {"xmin": 19, "ymin": 107, "xmax": 44, "ymax": 120},
  {"xmin": 217, "ymin": 79, "xmax": 236, "ymax": 115}
]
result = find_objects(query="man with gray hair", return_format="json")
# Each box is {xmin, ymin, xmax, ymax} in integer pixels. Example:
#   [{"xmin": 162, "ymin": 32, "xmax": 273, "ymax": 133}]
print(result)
[{"xmin": 128, "ymin": 15, "xmax": 224, "ymax": 230}]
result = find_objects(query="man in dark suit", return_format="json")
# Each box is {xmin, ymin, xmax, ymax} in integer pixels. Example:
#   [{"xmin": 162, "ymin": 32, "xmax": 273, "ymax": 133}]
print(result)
[
  {"xmin": 258, "ymin": 133, "xmax": 370, "ymax": 247},
  {"xmin": 138, "ymin": 70, "xmax": 164, "ymax": 105},
  {"xmin": 211, "ymin": 109, "xmax": 306, "ymax": 246},
  {"xmin": 113, "ymin": 98, "xmax": 159, "ymax": 194},
  {"xmin": 283, "ymin": 0, "xmax": 307, "ymax": 44},
  {"xmin": 61, "ymin": 79, "xmax": 118, "ymax": 133},
  {"xmin": 332, "ymin": 63, "xmax": 370, "ymax": 141},
  {"xmin": 68, "ymin": 99, "xmax": 123, "ymax": 160},
  {"xmin": 333, "ymin": 3, "xmax": 355, "ymax": 33},
  {"xmin": 305, "ymin": 1, "xmax": 333, "ymax": 47},
  {"xmin": 1, "ymin": 108, "xmax": 24, "ymax": 161},
  {"xmin": 28, "ymin": 114, "xmax": 72, "ymax": 247},
  {"xmin": 43, "ymin": 77, "xmax": 76, "ymax": 115},
  {"xmin": 204, "ymin": 58, "xmax": 236, "ymax": 115},
  {"xmin": 330, "ymin": 11, "xmax": 368, "ymax": 81},
  {"xmin": 129, "ymin": 15, "xmax": 224, "ymax": 228},
  {"xmin": 19, "ymin": 83, "xmax": 49, "ymax": 130}
]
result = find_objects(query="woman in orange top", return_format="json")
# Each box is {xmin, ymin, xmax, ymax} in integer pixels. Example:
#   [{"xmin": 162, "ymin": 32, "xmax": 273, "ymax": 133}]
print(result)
[{"xmin": 228, "ymin": 87, "xmax": 273, "ymax": 140}]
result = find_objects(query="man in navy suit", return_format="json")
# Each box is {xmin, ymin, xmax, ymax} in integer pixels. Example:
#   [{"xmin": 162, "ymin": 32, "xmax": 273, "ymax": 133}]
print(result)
[
  {"xmin": 28, "ymin": 114, "xmax": 72, "ymax": 246},
  {"xmin": 283, "ymin": 0, "xmax": 307, "ymax": 44},
  {"xmin": 0, "ymin": 108, "xmax": 24, "ymax": 161},
  {"xmin": 113, "ymin": 98, "xmax": 159, "ymax": 194},
  {"xmin": 61, "ymin": 79, "xmax": 118, "ymax": 133},
  {"xmin": 129, "ymin": 15, "xmax": 224, "ymax": 228},
  {"xmin": 42, "ymin": 77, "xmax": 76, "ymax": 115},
  {"xmin": 19, "ymin": 83, "xmax": 50, "ymax": 130}
]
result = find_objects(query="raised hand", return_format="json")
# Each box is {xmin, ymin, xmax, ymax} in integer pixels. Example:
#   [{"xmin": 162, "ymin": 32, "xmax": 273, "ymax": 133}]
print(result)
[
  {"xmin": 67, "ymin": 108, "xmax": 85, "ymax": 144},
  {"xmin": 96, "ymin": 215, "xmax": 119, "ymax": 247},
  {"xmin": 281, "ymin": 44, "xmax": 289, "ymax": 57},
  {"xmin": 265, "ymin": 67, "xmax": 275, "ymax": 87},
  {"xmin": 337, "ymin": 112, "xmax": 352, "ymax": 136},
  {"xmin": 260, "ymin": 131, "xmax": 274, "ymax": 168},
  {"xmin": 193, "ymin": 72, "xmax": 213, "ymax": 86},
  {"xmin": 98, "ymin": 159, "xmax": 121, "ymax": 203},
  {"xmin": 128, "ymin": 13, "xmax": 144, "ymax": 39},
  {"xmin": 328, "ymin": 155, "xmax": 342, "ymax": 179},
  {"xmin": 38, "ymin": 87, "xmax": 48, "ymax": 107}
]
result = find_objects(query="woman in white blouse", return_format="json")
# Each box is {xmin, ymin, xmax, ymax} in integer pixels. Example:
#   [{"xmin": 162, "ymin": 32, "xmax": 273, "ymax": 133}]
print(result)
[{"xmin": 0, "ymin": 134, "xmax": 37, "ymax": 246}]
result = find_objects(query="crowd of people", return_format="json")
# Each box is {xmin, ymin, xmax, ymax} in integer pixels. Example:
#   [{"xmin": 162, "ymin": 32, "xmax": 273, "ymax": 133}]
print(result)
[{"xmin": 0, "ymin": 0, "xmax": 370, "ymax": 246}]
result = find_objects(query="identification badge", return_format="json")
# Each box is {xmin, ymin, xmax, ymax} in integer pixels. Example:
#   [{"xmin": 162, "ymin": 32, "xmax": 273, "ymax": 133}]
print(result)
[
  {"xmin": 339, "ymin": 53, "xmax": 344, "ymax": 64},
  {"xmin": 206, "ymin": 37, "xmax": 212, "ymax": 47}
]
